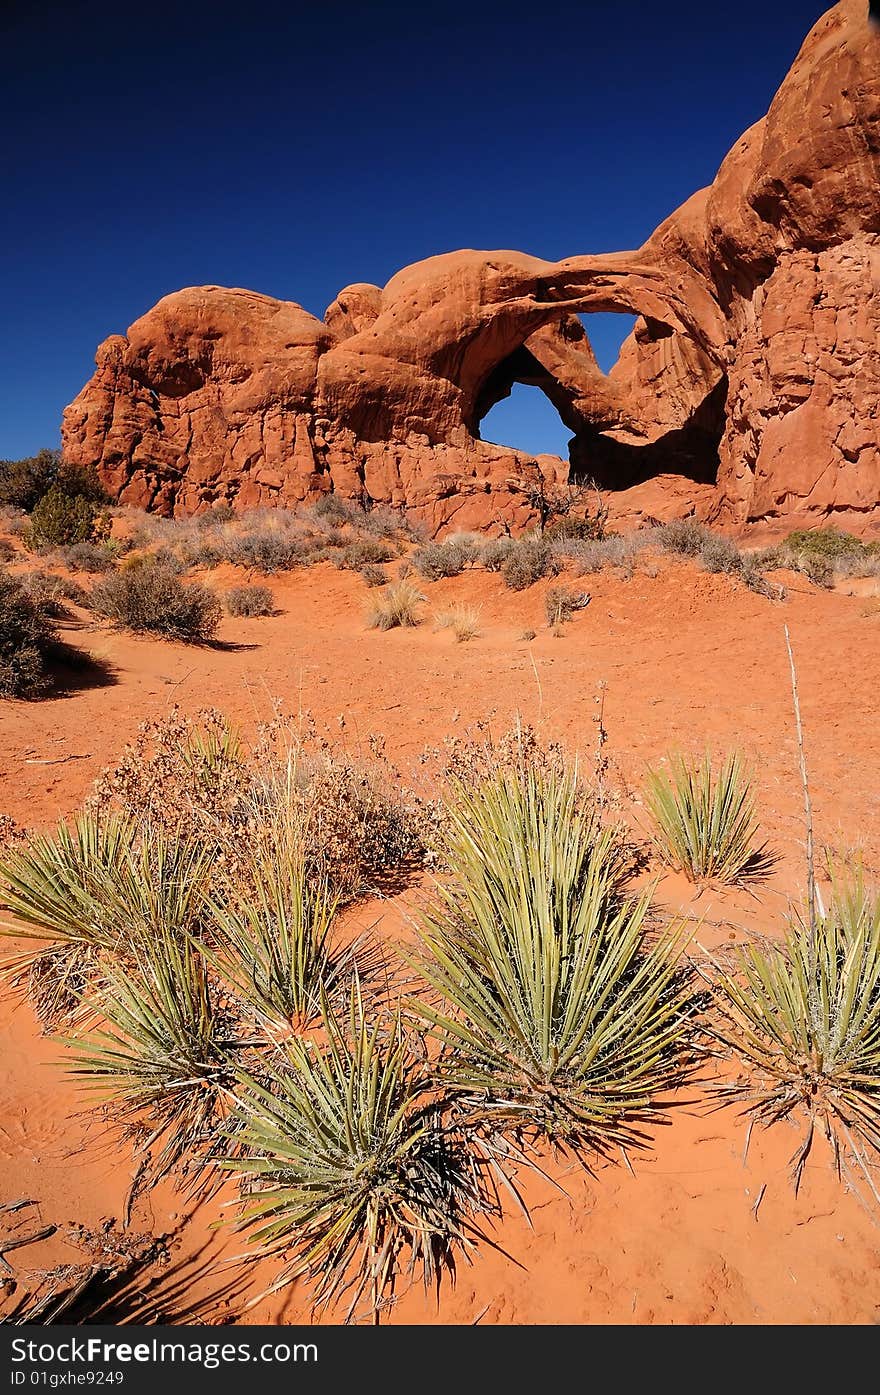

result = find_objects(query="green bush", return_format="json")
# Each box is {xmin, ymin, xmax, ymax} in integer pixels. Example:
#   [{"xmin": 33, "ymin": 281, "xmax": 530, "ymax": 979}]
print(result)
[
  {"xmin": 783, "ymin": 527, "xmax": 866, "ymax": 564},
  {"xmin": 26, "ymin": 487, "xmax": 99, "ymax": 551},
  {"xmin": 90, "ymin": 559, "xmax": 221, "ymax": 642},
  {"xmin": 0, "ymin": 449, "xmax": 60, "ymax": 511},
  {"xmin": 0, "ymin": 572, "xmax": 57, "ymax": 699}
]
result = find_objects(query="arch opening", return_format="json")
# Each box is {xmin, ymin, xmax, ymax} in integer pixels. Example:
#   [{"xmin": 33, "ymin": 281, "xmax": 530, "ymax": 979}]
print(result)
[
  {"xmin": 469, "ymin": 306, "xmax": 727, "ymax": 490},
  {"xmin": 478, "ymin": 380, "xmax": 574, "ymax": 459},
  {"xmin": 576, "ymin": 312, "xmax": 638, "ymax": 374}
]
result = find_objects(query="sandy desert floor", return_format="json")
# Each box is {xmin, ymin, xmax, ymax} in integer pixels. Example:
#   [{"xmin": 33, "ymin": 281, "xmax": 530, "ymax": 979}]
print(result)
[{"xmin": 2, "ymin": 549, "xmax": 880, "ymax": 1324}]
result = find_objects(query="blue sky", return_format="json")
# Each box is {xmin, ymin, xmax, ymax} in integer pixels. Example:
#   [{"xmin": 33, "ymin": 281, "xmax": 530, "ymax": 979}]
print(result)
[{"xmin": 0, "ymin": 0, "xmax": 827, "ymax": 462}]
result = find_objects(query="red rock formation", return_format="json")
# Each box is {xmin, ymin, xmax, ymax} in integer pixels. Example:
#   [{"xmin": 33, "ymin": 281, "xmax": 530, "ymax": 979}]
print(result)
[{"xmin": 62, "ymin": 2, "xmax": 880, "ymax": 534}]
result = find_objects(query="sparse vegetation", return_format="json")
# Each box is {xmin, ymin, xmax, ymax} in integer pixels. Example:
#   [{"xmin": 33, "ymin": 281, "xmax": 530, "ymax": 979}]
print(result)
[
  {"xmin": 19, "ymin": 569, "xmax": 88, "ymax": 616},
  {"xmin": 499, "ymin": 537, "xmax": 559, "ymax": 591},
  {"xmin": 358, "ymin": 563, "xmax": 387, "ymax": 587},
  {"xmin": 90, "ymin": 558, "xmax": 221, "ymax": 642},
  {"xmin": 544, "ymin": 585, "xmax": 590, "ymax": 629},
  {"xmin": 0, "ymin": 571, "xmax": 58, "ymax": 699},
  {"xmin": 225, "ymin": 584, "xmax": 274, "ymax": 617},
  {"xmin": 225, "ymin": 984, "xmax": 500, "ymax": 1321},
  {"xmin": 414, "ymin": 766, "xmax": 695, "ymax": 1157},
  {"xmin": 412, "ymin": 537, "xmax": 480, "ymax": 580},
  {"xmin": 706, "ymin": 869, "xmax": 880, "ymax": 1195},
  {"xmin": 644, "ymin": 752, "xmax": 767, "ymax": 884},
  {"xmin": 434, "ymin": 602, "xmax": 481, "ymax": 642},
  {"xmin": 334, "ymin": 538, "xmax": 396, "ymax": 570},
  {"xmin": 366, "ymin": 579, "xmax": 424, "ymax": 630}
]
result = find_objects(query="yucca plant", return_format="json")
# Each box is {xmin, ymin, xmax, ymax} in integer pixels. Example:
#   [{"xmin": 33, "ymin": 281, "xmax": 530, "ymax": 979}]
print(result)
[
  {"xmin": 67, "ymin": 922, "xmax": 238, "ymax": 1191},
  {"xmin": 644, "ymin": 751, "xmax": 767, "ymax": 884},
  {"xmin": 414, "ymin": 767, "xmax": 696, "ymax": 1159},
  {"xmin": 706, "ymin": 871, "xmax": 880, "ymax": 1196},
  {"xmin": 0, "ymin": 815, "xmax": 134, "ymax": 1025},
  {"xmin": 0, "ymin": 816, "xmax": 212, "ymax": 1026},
  {"xmin": 224, "ymin": 983, "xmax": 501, "ymax": 1322},
  {"xmin": 201, "ymin": 828, "xmax": 370, "ymax": 1031}
]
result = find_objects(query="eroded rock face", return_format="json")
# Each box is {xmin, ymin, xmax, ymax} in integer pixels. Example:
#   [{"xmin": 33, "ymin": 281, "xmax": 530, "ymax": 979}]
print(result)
[{"xmin": 62, "ymin": 2, "xmax": 880, "ymax": 533}]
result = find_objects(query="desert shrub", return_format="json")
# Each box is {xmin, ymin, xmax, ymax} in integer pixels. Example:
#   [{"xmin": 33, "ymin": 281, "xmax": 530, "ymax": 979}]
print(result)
[
  {"xmin": 309, "ymin": 493, "xmax": 365, "ymax": 526},
  {"xmin": 58, "ymin": 540, "xmax": 117, "ymax": 573},
  {"xmin": 656, "ymin": 518, "xmax": 713, "ymax": 557},
  {"xmin": 87, "ymin": 708, "xmax": 424, "ymax": 903},
  {"xmin": 434, "ymin": 603, "xmax": 481, "ymax": 642},
  {"xmin": 367, "ymin": 580, "xmax": 424, "ymax": 630},
  {"xmin": 706, "ymin": 870, "xmax": 880, "ymax": 1193},
  {"xmin": 20, "ymin": 570, "xmax": 88, "ymax": 616},
  {"xmin": 0, "ymin": 572, "xmax": 57, "ymax": 699},
  {"xmin": 90, "ymin": 559, "xmax": 221, "ymax": 642},
  {"xmin": 412, "ymin": 535, "xmax": 482, "ymax": 582},
  {"xmin": 26, "ymin": 487, "xmax": 100, "ymax": 551},
  {"xmin": 225, "ymin": 984, "xmax": 499, "ymax": 1321},
  {"xmin": 698, "ymin": 533, "xmax": 744, "ymax": 574},
  {"xmin": 644, "ymin": 752, "xmax": 767, "ymax": 884},
  {"xmin": 0, "ymin": 539, "xmax": 14, "ymax": 563},
  {"xmin": 196, "ymin": 502, "xmax": 235, "ymax": 527},
  {"xmin": 554, "ymin": 534, "xmax": 645, "ymax": 574},
  {"xmin": 500, "ymin": 538, "xmax": 559, "ymax": 591},
  {"xmin": 222, "ymin": 529, "xmax": 305, "ymax": 573},
  {"xmin": 334, "ymin": 538, "xmax": 396, "ymax": 570},
  {"xmin": 414, "ymin": 766, "xmax": 695, "ymax": 1155},
  {"xmin": 225, "ymin": 584, "xmax": 274, "ymax": 617},
  {"xmin": 544, "ymin": 586, "xmax": 590, "ymax": 628},
  {"xmin": 0, "ymin": 449, "xmax": 60, "ymax": 511},
  {"xmin": 203, "ymin": 852, "xmax": 338, "ymax": 1031},
  {"xmin": 783, "ymin": 527, "xmax": 866, "ymax": 565},
  {"xmin": 411, "ymin": 541, "xmax": 467, "ymax": 580},
  {"xmin": 543, "ymin": 512, "xmax": 608, "ymax": 543},
  {"xmin": 479, "ymin": 537, "xmax": 516, "ymax": 572},
  {"xmin": 358, "ymin": 563, "xmax": 387, "ymax": 588}
]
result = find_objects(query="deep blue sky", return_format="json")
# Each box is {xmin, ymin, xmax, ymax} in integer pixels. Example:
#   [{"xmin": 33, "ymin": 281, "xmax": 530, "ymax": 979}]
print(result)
[{"xmin": 1, "ymin": 0, "xmax": 828, "ymax": 461}]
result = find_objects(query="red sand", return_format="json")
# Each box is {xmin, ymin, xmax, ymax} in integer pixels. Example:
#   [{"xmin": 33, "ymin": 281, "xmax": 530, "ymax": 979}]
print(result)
[{"xmin": 2, "ymin": 554, "xmax": 879, "ymax": 1324}]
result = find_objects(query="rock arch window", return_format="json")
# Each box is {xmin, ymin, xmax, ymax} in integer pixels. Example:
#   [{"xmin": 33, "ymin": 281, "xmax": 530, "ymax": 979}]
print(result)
[
  {"xmin": 478, "ymin": 380, "xmax": 574, "ymax": 459},
  {"xmin": 575, "ymin": 312, "xmax": 638, "ymax": 373},
  {"xmin": 469, "ymin": 307, "xmax": 727, "ymax": 490}
]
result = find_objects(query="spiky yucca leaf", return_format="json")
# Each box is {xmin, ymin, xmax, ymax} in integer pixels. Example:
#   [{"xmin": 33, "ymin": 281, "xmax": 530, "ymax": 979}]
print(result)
[
  {"xmin": 414, "ymin": 767, "xmax": 695, "ymax": 1157},
  {"xmin": 225, "ymin": 983, "xmax": 501, "ymax": 1322},
  {"xmin": 0, "ymin": 814, "xmax": 133, "ymax": 949},
  {"xmin": 0, "ymin": 816, "xmax": 212, "ymax": 1028},
  {"xmin": 644, "ymin": 751, "xmax": 766, "ymax": 884},
  {"xmin": 67, "ymin": 924, "xmax": 237, "ymax": 1189},
  {"xmin": 707, "ymin": 874, "xmax": 880, "ymax": 1194},
  {"xmin": 201, "ymin": 832, "xmax": 355, "ymax": 1030}
]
